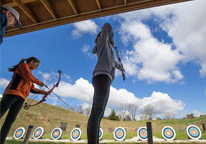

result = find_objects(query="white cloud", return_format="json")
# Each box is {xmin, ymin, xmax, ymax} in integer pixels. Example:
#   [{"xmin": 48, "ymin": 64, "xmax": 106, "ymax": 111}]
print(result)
[
  {"xmin": 192, "ymin": 110, "xmax": 205, "ymax": 117},
  {"xmin": 72, "ymin": 20, "xmax": 99, "ymax": 39},
  {"xmin": 81, "ymin": 44, "xmax": 96, "ymax": 59},
  {"xmin": 0, "ymin": 94, "xmax": 2, "ymax": 98},
  {"xmin": 114, "ymin": 0, "xmax": 206, "ymax": 83},
  {"xmin": 0, "ymin": 78, "xmax": 10, "ymax": 88},
  {"xmin": 54, "ymin": 78, "xmax": 185, "ymax": 117}
]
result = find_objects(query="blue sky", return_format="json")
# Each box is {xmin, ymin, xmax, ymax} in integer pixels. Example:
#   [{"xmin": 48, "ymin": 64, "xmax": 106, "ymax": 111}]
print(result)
[{"xmin": 0, "ymin": 0, "xmax": 206, "ymax": 119}]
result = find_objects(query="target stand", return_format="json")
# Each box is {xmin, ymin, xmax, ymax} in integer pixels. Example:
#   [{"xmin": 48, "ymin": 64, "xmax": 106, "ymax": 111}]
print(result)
[
  {"xmin": 33, "ymin": 127, "xmax": 44, "ymax": 139},
  {"xmin": 113, "ymin": 127, "xmax": 126, "ymax": 141},
  {"xmin": 51, "ymin": 128, "xmax": 62, "ymax": 140},
  {"xmin": 14, "ymin": 127, "xmax": 26, "ymax": 139},
  {"xmin": 162, "ymin": 126, "xmax": 176, "ymax": 141},
  {"xmin": 186, "ymin": 125, "xmax": 202, "ymax": 140},
  {"xmin": 70, "ymin": 128, "xmax": 82, "ymax": 141},
  {"xmin": 137, "ymin": 127, "xmax": 148, "ymax": 141},
  {"xmin": 99, "ymin": 128, "xmax": 103, "ymax": 140}
]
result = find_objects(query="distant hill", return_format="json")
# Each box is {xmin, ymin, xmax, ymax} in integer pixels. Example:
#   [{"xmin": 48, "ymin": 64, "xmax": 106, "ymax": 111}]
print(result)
[{"xmin": 1, "ymin": 98, "xmax": 206, "ymax": 138}]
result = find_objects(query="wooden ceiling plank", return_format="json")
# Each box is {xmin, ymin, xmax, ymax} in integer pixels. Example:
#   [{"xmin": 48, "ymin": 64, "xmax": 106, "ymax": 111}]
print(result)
[
  {"xmin": 124, "ymin": 0, "xmax": 127, "ymax": 4},
  {"xmin": 13, "ymin": 0, "xmax": 38, "ymax": 23},
  {"xmin": 40, "ymin": 0, "xmax": 57, "ymax": 19},
  {"xmin": 4, "ymin": 0, "xmax": 36, "ymax": 7},
  {"xmin": 68, "ymin": 0, "xmax": 78, "ymax": 14},
  {"xmin": 96, "ymin": 0, "xmax": 101, "ymax": 10}
]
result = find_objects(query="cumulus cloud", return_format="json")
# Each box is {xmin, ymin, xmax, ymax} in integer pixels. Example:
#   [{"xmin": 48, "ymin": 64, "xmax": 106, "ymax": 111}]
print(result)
[
  {"xmin": 53, "ymin": 77, "xmax": 185, "ymax": 117},
  {"xmin": 0, "ymin": 94, "xmax": 2, "ymax": 98},
  {"xmin": 192, "ymin": 110, "xmax": 205, "ymax": 117},
  {"xmin": 114, "ymin": 0, "xmax": 206, "ymax": 83},
  {"xmin": 0, "ymin": 78, "xmax": 10, "ymax": 88},
  {"xmin": 81, "ymin": 44, "xmax": 96, "ymax": 58},
  {"xmin": 72, "ymin": 20, "xmax": 99, "ymax": 39}
]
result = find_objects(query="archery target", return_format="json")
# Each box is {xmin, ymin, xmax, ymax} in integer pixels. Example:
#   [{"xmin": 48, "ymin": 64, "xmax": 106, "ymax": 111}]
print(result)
[
  {"xmin": 113, "ymin": 127, "xmax": 126, "ymax": 141},
  {"xmin": 137, "ymin": 127, "xmax": 148, "ymax": 141},
  {"xmin": 99, "ymin": 128, "xmax": 103, "ymax": 140},
  {"xmin": 70, "ymin": 128, "xmax": 81, "ymax": 141},
  {"xmin": 186, "ymin": 125, "xmax": 201, "ymax": 140},
  {"xmin": 162, "ymin": 126, "xmax": 176, "ymax": 141},
  {"xmin": 14, "ymin": 127, "xmax": 25, "ymax": 139},
  {"xmin": 33, "ymin": 127, "xmax": 44, "ymax": 139},
  {"xmin": 51, "ymin": 128, "xmax": 62, "ymax": 140}
]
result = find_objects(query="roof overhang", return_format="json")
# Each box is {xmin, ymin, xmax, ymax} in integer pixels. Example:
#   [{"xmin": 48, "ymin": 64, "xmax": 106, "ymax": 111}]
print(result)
[{"xmin": 1, "ymin": 0, "xmax": 193, "ymax": 37}]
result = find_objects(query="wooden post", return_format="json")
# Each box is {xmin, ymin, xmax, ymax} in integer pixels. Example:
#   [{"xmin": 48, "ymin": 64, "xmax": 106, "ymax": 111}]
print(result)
[
  {"xmin": 146, "ymin": 122, "xmax": 153, "ymax": 144},
  {"xmin": 23, "ymin": 125, "xmax": 33, "ymax": 144}
]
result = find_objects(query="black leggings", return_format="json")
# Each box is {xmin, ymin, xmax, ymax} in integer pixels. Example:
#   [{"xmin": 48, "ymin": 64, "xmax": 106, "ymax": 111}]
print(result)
[
  {"xmin": 0, "ymin": 95, "xmax": 24, "ymax": 144},
  {"xmin": 87, "ymin": 74, "xmax": 111, "ymax": 144}
]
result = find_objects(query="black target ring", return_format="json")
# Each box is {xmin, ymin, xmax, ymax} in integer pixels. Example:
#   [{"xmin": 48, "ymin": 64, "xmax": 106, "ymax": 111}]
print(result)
[
  {"xmin": 137, "ymin": 127, "xmax": 147, "ymax": 141},
  {"xmin": 14, "ymin": 127, "xmax": 25, "ymax": 139},
  {"xmin": 162, "ymin": 126, "xmax": 176, "ymax": 141},
  {"xmin": 113, "ymin": 127, "xmax": 126, "ymax": 141},
  {"xmin": 33, "ymin": 127, "xmax": 44, "ymax": 139},
  {"xmin": 186, "ymin": 125, "xmax": 201, "ymax": 140},
  {"xmin": 70, "ymin": 128, "xmax": 81, "ymax": 141},
  {"xmin": 51, "ymin": 128, "xmax": 62, "ymax": 140}
]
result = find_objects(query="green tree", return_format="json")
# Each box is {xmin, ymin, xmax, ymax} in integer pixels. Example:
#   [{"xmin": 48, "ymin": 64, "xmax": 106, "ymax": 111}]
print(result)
[{"xmin": 108, "ymin": 109, "xmax": 120, "ymax": 121}]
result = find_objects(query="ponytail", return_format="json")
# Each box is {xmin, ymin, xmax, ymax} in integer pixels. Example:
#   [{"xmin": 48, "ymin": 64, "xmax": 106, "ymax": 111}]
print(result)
[{"xmin": 8, "ymin": 57, "xmax": 40, "ymax": 72}]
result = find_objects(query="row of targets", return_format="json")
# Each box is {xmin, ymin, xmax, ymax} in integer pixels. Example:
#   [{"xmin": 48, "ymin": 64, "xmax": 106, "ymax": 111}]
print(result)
[{"xmin": 13, "ymin": 125, "xmax": 202, "ymax": 141}]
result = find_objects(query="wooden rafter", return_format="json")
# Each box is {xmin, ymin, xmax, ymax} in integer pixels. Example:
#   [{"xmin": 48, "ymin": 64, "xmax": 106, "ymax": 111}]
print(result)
[
  {"xmin": 68, "ymin": 0, "xmax": 78, "ymax": 14},
  {"xmin": 13, "ymin": 0, "xmax": 37, "ymax": 23},
  {"xmin": 96, "ymin": 0, "xmax": 101, "ymax": 10},
  {"xmin": 5, "ymin": 0, "xmax": 36, "ymax": 7},
  {"xmin": 124, "ymin": 0, "xmax": 127, "ymax": 4},
  {"xmin": 40, "ymin": 0, "xmax": 57, "ymax": 19}
]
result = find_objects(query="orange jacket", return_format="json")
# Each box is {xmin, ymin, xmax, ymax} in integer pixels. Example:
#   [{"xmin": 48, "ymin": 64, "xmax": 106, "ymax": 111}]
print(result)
[{"xmin": 3, "ymin": 63, "xmax": 46, "ymax": 100}]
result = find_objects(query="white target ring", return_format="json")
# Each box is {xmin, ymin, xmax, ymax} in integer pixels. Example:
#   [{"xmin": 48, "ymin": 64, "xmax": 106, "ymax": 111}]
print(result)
[
  {"xmin": 99, "ymin": 128, "xmax": 103, "ymax": 140},
  {"xmin": 51, "ymin": 128, "xmax": 62, "ymax": 140},
  {"xmin": 113, "ymin": 127, "xmax": 126, "ymax": 141},
  {"xmin": 186, "ymin": 125, "xmax": 201, "ymax": 140},
  {"xmin": 162, "ymin": 126, "xmax": 176, "ymax": 141},
  {"xmin": 33, "ymin": 127, "xmax": 44, "ymax": 139},
  {"xmin": 14, "ymin": 127, "xmax": 25, "ymax": 139},
  {"xmin": 70, "ymin": 128, "xmax": 82, "ymax": 141},
  {"xmin": 137, "ymin": 127, "xmax": 147, "ymax": 141}
]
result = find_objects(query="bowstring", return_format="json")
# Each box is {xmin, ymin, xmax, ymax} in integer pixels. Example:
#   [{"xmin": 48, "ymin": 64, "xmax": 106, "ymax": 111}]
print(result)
[{"xmin": 25, "ymin": 72, "xmax": 58, "ymax": 105}]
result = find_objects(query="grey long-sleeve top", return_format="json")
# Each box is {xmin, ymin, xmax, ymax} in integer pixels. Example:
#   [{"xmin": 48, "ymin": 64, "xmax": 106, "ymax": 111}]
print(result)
[{"xmin": 92, "ymin": 23, "xmax": 121, "ymax": 82}]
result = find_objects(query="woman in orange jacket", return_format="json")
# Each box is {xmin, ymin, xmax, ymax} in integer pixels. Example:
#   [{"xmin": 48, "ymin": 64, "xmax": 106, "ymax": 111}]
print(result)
[{"xmin": 0, "ymin": 57, "xmax": 48, "ymax": 144}]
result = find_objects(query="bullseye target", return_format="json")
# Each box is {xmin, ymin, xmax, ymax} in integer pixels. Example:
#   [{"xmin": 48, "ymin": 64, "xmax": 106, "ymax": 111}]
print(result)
[
  {"xmin": 33, "ymin": 127, "xmax": 44, "ymax": 139},
  {"xmin": 51, "ymin": 128, "xmax": 62, "ymax": 140},
  {"xmin": 137, "ymin": 127, "xmax": 147, "ymax": 141},
  {"xmin": 186, "ymin": 125, "xmax": 201, "ymax": 140},
  {"xmin": 162, "ymin": 126, "xmax": 176, "ymax": 141},
  {"xmin": 14, "ymin": 127, "xmax": 25, "ymax": 139},
  {"xmin": 99, "ymin": 128, "xmax": 103, "ymax": 140},
  {"xmin": 70, "ymin": 128, "xmax": 81, "ymax": 141},
  {"xmin": 113, "ymin": 127, "xmax": 126, "ymax": 141}
]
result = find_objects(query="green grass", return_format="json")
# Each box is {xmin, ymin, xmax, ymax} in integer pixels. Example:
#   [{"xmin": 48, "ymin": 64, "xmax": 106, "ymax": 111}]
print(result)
[{"xmin": 1, "ymin": 98, "xmax": 206, "ymax": 143}]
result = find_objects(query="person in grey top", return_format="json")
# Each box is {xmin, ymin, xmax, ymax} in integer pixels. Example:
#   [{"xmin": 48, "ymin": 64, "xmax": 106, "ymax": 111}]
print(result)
[{"xmin": 87, "ymin": 23, "xmax": 123, "ymax": 144}]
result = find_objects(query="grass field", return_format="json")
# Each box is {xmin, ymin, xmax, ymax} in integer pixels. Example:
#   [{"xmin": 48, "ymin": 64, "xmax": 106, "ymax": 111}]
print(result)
[{"xmin": 1, "ymin": 98, "xmax": 206, "ymax": 143}]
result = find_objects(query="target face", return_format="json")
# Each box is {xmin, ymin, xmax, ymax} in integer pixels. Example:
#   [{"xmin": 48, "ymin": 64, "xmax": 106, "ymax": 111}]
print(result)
[
  {"xmin": 33, "ymin": 127, "xmax": 44, "ymax": 139},
  {"xmin": 137, "ymin": 127, "xmax": 147, "ymax": 141},
  {"xmin": 99, "ymin": 128, "xmax": 103, "ymax": 140},
  {"xmin": 51, "ymin": 128, "xmax": 62, "ymax": 140},
  {"xmin": 113, "ymin": 127, "xmax": 126, "ymax": 141},
  {"xmin": 14, "ymin": 127, "xmax": 25, "ymax": 139},
  {"xmin": 70, "ymin": 128, "xmax": 81, "ymax": 141},
  {"xmin": 162, "ymin": 126, "xmax": 176, "ymax": 141},
  {"xmin": 186, "ymin": 125, "xmax": 201, "ymax": 140}
]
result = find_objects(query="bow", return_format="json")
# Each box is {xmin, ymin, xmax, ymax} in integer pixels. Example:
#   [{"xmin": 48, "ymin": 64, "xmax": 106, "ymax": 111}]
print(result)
[
  {"xmin": 112, "ymin": 46, "xmax": 126, "ymax": 82},
  {"xmin": 24, "ymin": 70, "xmax": 63, "ymax": 110}
]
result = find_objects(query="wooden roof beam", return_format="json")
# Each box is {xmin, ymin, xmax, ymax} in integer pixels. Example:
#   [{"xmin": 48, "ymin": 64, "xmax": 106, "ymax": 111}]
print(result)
[
  {"xmin": 96, "ymin": 0, "xmax": 101, "ymax": 10},
  {"xmin": 68, "ymin": 0, "xmax": 78, "ymax": 15},
  {"xmin": 13, "ymin": 0, "xmax": 38, "ymax": 23},
  {"xmin": 4, "ymin": 0, "xmax": 36, "ymax": 7},
  {"xmin": 40, "ymin": 0, "xmax": 57, "ymax": 19},
  {"xmin": 124, "ymin": 0, "xmax": 127, "ymax": 4}
]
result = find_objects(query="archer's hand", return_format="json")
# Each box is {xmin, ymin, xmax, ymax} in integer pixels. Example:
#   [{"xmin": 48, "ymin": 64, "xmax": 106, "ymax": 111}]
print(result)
[{"xmin": 40, "ymin": 82, "xmax": 45, "ymax": 87}]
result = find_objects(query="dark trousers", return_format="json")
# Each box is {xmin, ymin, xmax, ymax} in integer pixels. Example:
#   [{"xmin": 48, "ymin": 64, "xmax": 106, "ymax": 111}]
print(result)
[
  {"xmin": 87, "ymin": 74, "xmax": 111, "ymax": 144},
  {"xmin": 0, "ymin": 95, "xmax": 24, "ymax": 144}
]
